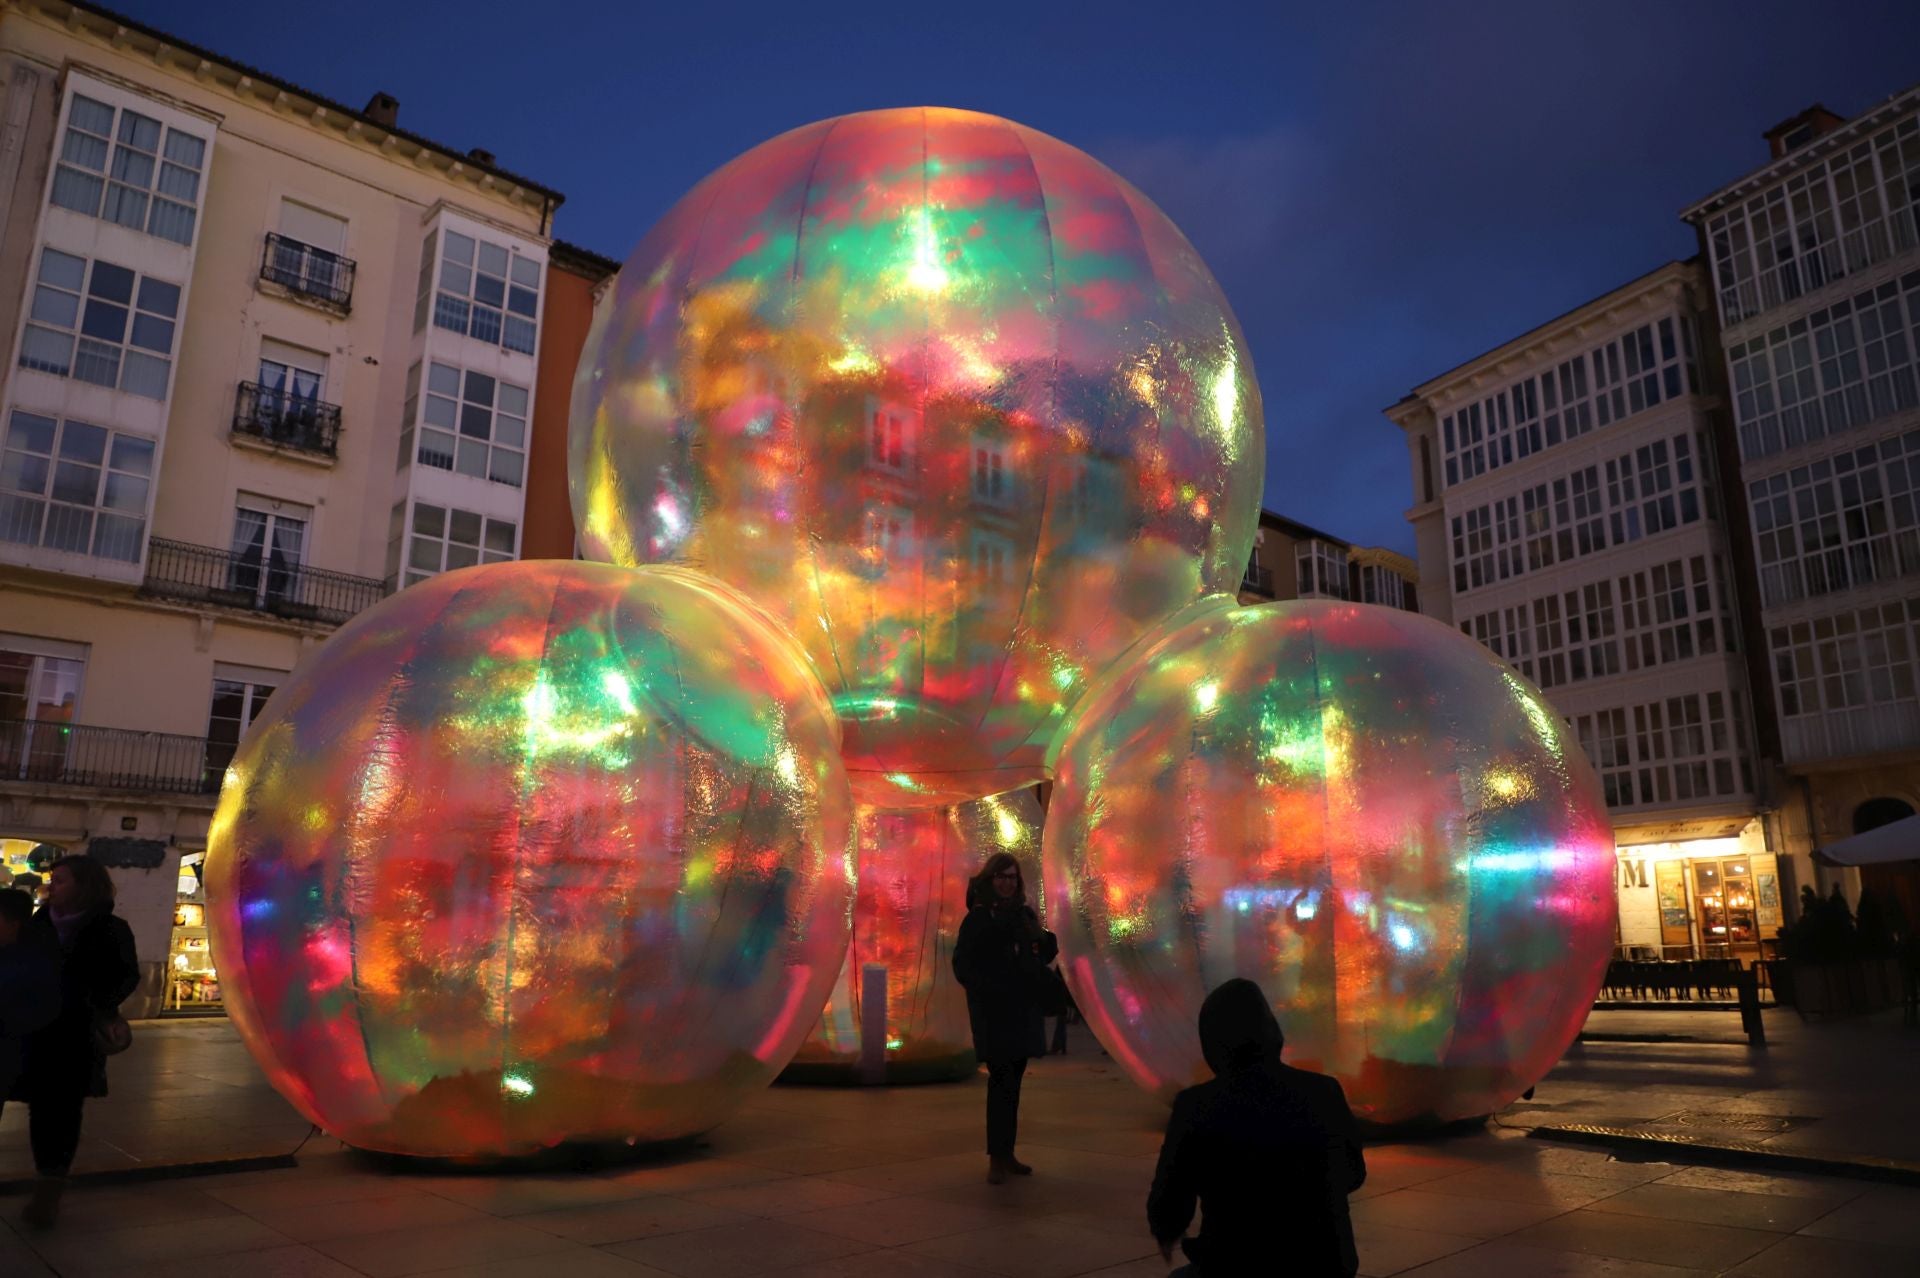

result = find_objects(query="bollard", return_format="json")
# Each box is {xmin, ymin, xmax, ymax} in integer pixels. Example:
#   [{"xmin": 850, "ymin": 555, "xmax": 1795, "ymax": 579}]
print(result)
[
  {"xmin": 1736, "ymin": 968, "xmax": 1767, "ymax": 1050},
  {"xmin": 856, "ymin": 963, "xmax": 889, "ymax": 1085}
]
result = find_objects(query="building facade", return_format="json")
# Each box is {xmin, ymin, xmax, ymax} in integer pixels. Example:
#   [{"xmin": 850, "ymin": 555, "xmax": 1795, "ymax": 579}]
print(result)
[
  {"xmin": 1238, "ymin": 508, "xmax": 1420, "ymax": 611},
  {"xmin": 0, "ymin": 0, "xmax": 566, "ymax": 1013},
  {"xmin": 1682, "ymin": 88, "xmax": 1920, "ymax": 903},
  {"xmin": 1388, "ymin": 260, "xmax": 1783, "ymax": 960},
  {"xmin": 521, "ymin": 241, "xmax": 618, "ymax": 560}
]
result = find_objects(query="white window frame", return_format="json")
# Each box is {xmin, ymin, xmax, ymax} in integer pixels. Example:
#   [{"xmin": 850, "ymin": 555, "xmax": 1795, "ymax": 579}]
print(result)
[
  {"xmin": 430, "ymin": 228, "xmax": 541, "ymax": 355},
  {"xmin": 407, "ymin": 360, "xmax": 528, "ymax": 487},
  {"xmin": 19, "ymin": 247, "xmax": 180, "ymax": 400},
  {"xmin": 0, "ymin": 410, "xmax": 154, "ymax": 562},
  {"xmin": 403, "ymin": 501, "xmax": 516, "ymax": 587},
  {"xmin": 48, "ymin": 91, "xmax": 206, "ymax": 246}
]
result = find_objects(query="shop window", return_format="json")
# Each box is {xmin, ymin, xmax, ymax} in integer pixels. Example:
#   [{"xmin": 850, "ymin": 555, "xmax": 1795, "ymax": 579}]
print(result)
[{"xmin": 168, "ymin": 852, "xmax": 219, "ymax": 1010}]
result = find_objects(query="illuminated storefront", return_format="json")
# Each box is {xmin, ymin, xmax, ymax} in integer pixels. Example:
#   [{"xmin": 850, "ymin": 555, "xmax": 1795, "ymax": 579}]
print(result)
[
  {"xmin": 1612, "ymin": 819, "xmax": 1785, "ymax": 960},
  {"xmin": 1, "ymin": 836, "xmax": 50, "ymax": 890},
  {"xmin": 166, "ymin": 850, "xmax": 220, "ymax": 1012}
]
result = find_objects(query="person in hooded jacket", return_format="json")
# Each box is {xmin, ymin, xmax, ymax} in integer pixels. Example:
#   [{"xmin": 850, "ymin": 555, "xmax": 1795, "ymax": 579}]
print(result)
[
  {"xmin": 1147, "ymin": 978, "xmax": 1366, "ymax": 1277},
  {"xmin": 952, "ymin": 851, "xmax": 1057, "ymax": 1184},
  {"xmin": 14, "ymin": 854, "xmax": 139, "ymax": 1229}
]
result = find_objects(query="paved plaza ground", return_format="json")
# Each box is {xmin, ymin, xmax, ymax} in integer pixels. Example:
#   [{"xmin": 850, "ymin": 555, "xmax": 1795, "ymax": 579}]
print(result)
[{"xmin": 1, "ymin": 1008, "xmax": 1916, "ymax": 1277}]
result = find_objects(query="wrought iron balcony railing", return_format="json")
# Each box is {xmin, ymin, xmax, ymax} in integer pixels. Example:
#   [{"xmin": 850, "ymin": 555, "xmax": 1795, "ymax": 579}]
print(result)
[
  {"xmin": 1241, "ymin": 564, "xmax": 1275, "ymax": 596},
  {"xmin": 0, "ymin": 718, "xmax": 219, "ymax": 795},
  {"xmin": 259, "ymin": 232, "xmax": 355, "ymax": 311},
  {"xmin": 233, "ymin": 381, "xmax": 342, "ymax": 457},
  {"xmin": 143, "ymin": 537, "xmax": 386, "ymax": 627}
]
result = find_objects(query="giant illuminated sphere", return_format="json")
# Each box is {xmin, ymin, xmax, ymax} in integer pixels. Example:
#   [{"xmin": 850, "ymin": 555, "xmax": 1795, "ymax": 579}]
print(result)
[
  {"xmin": 204, "ymin": 562, "xmax": 855, "ymax": 1158},
  {"xmin": 1045, "ymin": 600, "xmax": 1616, "ymax": 1128},
  {"xmin": 786, "ymin": 788, "xmax": 1044, "ymax": 1084},
  {"xmin": 571, "ymin": 106, "xmax": 1264, "ymax": 809}
]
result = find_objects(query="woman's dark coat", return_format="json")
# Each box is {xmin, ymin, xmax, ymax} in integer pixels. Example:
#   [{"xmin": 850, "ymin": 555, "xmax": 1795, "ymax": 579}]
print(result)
[
  {"xmin": 952, "ymin": 902, "xmax": 1058, "ymax": 1064},
  {"xmin": 15, "ymin": 909, "xmax": 139, "ymax": 1101}
]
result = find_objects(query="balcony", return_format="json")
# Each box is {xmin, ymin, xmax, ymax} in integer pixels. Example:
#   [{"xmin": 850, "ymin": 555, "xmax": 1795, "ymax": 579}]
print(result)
[
  {"xmin": 0, "ymin": 719, "xmax": 218, "ymax": 796},
  {"xmin": 259, "ymin": 233, "xmax": 355, "ymax": 312},
  {"xmin": 1782, "ymin": 701, "xmax": 1920, "ymax": 766},
  {"xmin": 233, "ymin": 381, "xmax": 342, "ymax": 459},
  {"xmin": 143, "ymin": 537, "xmax": 385, "ymax": 627},
  {"xmin": 1240, "ymin": 564, "xmax": 1274, "ymax": 597}
]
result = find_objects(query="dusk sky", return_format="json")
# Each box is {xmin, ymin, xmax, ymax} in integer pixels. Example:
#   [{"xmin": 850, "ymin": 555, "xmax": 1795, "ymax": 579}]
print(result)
[{"xmin": 114, "ymin": 0, "xmax": 1920, "ymax": 553}]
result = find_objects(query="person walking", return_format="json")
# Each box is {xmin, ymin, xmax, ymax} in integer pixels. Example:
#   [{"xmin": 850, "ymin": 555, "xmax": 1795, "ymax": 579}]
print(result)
[
  {"xmin": 952, "ymin": 851, "xmax": 1056, "ymax": 1184},
  {"xmin": 1147, "ymin": 978, "xmax": 1367, "ymax": 1277},
  {"xmin": 15, "ymin": 854, "xmax": 140, "ymax": 1229}
]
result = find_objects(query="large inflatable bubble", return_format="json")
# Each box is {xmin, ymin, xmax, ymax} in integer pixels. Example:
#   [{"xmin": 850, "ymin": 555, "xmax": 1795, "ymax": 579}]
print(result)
[
  {"xmin": 1045, "ymin": 600, "xmax": 1616, "ymax": 1128},
  {"xmin": 571, "ymin": 106, "xmax": 1264, "ymax": 809},
  {"xmin": 786, "ymin": 788, "xmax": 1044, "ymax": 1083},
  {"xmin": 205, "ymin": 562, "xmax": 855, "ymax": 1157}
]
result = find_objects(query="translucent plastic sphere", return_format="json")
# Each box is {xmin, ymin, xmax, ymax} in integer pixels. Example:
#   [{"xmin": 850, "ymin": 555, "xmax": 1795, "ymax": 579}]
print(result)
[
  {"xmin": 1045, "ymin": 600, "xmax": 1616, "ymax": 1128},
  {"xmin": 205, "ymin": 562, "xmax": 855, "ymax": 1158},
  {"xmin": 786, "ymin": 788, "xmax": 1044, "ymax": 1083},
  {"xmin": 571, "ymin": 106, "xmax": 1264, "ymax": 809}
]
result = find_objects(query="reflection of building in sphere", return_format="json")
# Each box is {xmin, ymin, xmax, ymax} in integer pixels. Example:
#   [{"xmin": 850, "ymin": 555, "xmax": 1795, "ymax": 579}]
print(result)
[
  {"xmin": 571, "ymin": 107, "xmax": 1264, "ymax": 809},
  {"xmin": 786, "ymin": 788, "xmax": 1044, "ymax": 1084},
  {"xmin": 205, "ymin": 562, "xmax": 854, "ymax": 1158},
  {"xmin": 1045, "ymin": 599, "xmax": 1616, "ymax": 1129}
]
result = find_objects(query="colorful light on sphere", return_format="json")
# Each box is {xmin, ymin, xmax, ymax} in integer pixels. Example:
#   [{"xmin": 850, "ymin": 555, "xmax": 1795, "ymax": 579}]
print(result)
[
  {"xmin": 204, "ymin": 562, "xmax": 855, "ymax": 1158},
  {"xmin": 786, "ymin": 788, "xmax": 1044, "ymax": 1084},
  {"xmin": 570, "ymin": 106, "xmax": 1265, "ymax": 810},
  {"xmin": 1044, "ymin": 600, "xmax": 1617, "ymax": 1129}
]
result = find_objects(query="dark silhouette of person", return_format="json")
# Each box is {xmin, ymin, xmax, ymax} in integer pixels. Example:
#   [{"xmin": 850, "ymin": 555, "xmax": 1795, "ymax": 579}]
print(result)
[
  {"xmin": 1147, "ymin": 978, "xmax": 1366, "ymax": 1276},
  {"xmin": 952, "ymin": 850, "xmax": 1056, "ymax": 1183},
  {"xmin": 14, "ymin": 854, "xmax": 139, "ymax": 1229}
]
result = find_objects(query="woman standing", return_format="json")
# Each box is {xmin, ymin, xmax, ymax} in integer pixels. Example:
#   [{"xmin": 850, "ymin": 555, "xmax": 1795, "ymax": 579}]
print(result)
[
  {"xmin": 953, "ymin": 851, "xmax": 1057, "ymax": 1184},
  {"xmin": 16, "ymin": 854, "xmax": 139, "ymax": 1229}
]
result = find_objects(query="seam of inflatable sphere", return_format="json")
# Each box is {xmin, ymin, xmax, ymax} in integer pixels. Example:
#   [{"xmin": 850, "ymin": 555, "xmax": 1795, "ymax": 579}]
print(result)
[
  {"xmin": 1040, "ymin": 592, "xmax": 1240, "ymax": 771},
  {"xmin": 635, "ymin": 564, "xmax": 846, "ymax": 751}
]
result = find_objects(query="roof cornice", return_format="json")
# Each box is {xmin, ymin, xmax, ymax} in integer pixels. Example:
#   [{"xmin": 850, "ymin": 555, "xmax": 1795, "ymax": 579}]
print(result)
[
  {"xmin": 1397, "ymin": 259, "xmax": 1703, "ymax": 412},
  {"xmin": 1681, "ymin": 80, "xmax": 1920, "ymax": 223},
  {"xmin": 13, "ymin": 0, "xmax": 565, "ymax": 211}
]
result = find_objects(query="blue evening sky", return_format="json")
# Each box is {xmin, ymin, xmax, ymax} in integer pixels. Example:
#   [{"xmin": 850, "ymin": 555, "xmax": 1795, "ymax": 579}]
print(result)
[{"xmin": 110, "ymin": 0, "xmax": 1920, "ymax": 552}]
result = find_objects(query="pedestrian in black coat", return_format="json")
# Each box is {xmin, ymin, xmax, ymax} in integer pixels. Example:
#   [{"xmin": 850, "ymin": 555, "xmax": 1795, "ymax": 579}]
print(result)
[
  {"xmin": 14, "ymin": 854, "xmax": 140, "ymax": 1229},
  {"xmin": 1147, "ymin": 978, "xmax": 1367, "ymax": 1277},
  {"xmin": 952, "ymin": 850, "xmax": 1056, "ymax": 1184},
  {"xmin": 0, "ymin": 888, "xmax": 60, "ymax": 1105}
]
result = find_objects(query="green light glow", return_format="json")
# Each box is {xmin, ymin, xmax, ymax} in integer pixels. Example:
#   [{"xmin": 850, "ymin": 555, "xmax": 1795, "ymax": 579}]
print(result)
[{"xmin": 518, "ymin": 667, "xmax": 637, "ymax": 766}]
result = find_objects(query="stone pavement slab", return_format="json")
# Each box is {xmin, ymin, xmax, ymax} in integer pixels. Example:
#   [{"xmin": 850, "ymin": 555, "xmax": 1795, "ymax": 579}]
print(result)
[{"xmin": 1, "ymin": 1015, "xmax": 1918, "ymax": 1275}]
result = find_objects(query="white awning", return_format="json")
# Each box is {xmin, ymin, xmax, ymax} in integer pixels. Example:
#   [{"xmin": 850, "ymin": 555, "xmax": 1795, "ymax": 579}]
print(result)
[{"xmin": 1815, "ymin": 814, "xmax": 1920, "ymax": 867}]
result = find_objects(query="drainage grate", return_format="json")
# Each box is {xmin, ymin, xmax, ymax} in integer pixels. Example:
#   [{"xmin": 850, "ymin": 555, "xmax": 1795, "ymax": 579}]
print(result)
[{"xmin": 1655, "ymin": 1110, "xmax": 1808, "ymax": 1134}]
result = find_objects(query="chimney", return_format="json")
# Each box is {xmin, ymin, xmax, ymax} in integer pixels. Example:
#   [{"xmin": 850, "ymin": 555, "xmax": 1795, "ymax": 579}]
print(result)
[
  {"xmin": 1763, "ymin": 104, "xmax": 1846, "ymax": 160},
  {"xmin": 467, "ymin": 147, "xmax": 496, "ymax": 167},
  {"xmin": 363, "ymin": 92, "xmax": 399, "ymax": 128}
]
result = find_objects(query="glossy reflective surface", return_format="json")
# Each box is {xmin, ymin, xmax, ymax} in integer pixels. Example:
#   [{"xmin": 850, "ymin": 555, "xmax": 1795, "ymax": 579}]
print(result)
[
  {"xmin": 1045, "ymin": 600, "xmax": 1616, "ymax": 1127},
  {"xmin": 205, "ymin": 562, "xmax": 855, "ymax": 1157},
  {"xmin": 789, "ymin": 788, "xmax": 1044, "ymax": 1082},
  {"xmin": 571, "ymin": 106, "xmax": 1263, "ymax": 808}
]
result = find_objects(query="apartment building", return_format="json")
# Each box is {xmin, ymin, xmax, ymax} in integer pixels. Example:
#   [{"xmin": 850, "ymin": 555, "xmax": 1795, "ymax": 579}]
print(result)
[
  {"xmin": 1682, "ymin": 88, "xmax": 1920, "ymax": 901},
  {"xmin": 1238, "ymin": 508, "xmax": 1420, "ymax": 611},
  {"xmin": 0, "ymin": 0, "xmax": 567, "ymax": 1013},
  {"xmin": 1387, "ymin": 260, "xmax": 1782, "ymax": 960}
]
